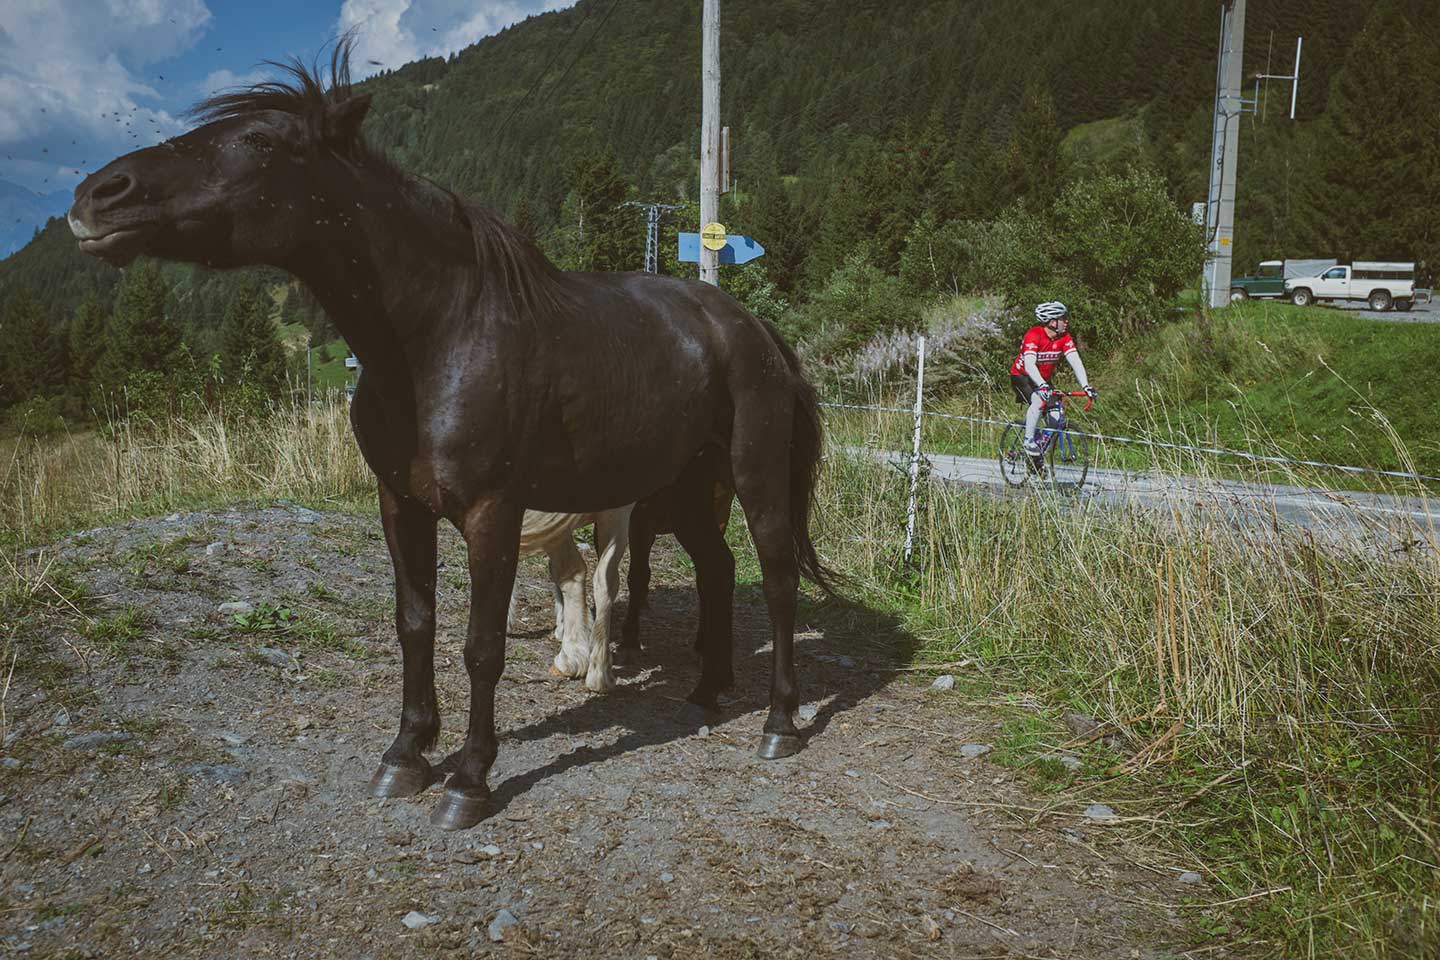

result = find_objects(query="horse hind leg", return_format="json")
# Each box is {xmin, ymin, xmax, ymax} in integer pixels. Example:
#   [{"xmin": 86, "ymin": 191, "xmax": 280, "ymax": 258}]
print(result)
[
  {"xmin": 731, "ymin": 399, "xmax": 806, "ymax": 759},
  {"xmin": 617, "ymin": 511, "xmax": 657, "ymax": 666},
  {"xmin": 584, "ymin": 505, "xmax": 632, "ymax": 692},
  {"xmin": 545, "ymin": 535, "xmax": 591, "ymax": 679},
  {"xmin": 668, "ymin": 448, "xmax": 736, "ymax": 709}
]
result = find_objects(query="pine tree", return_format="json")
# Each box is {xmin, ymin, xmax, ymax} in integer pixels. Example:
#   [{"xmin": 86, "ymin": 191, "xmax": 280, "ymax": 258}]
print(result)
[
  {"xmin": 1, "ymin": 287, "xmax": 62, "ymax": 406},
  {"xmin": 1002, "ymin": 80, "xmax": 1068, "ymax": 212},
  {"xmin": 219, "ymin": 287, "xmax": 287, "ymax": 395},
  {"xmin": 557, "ymin": 152, "xmax": 638, "ymax": 272},
  {"xmin": 67, "ymin": 298, "xmax": 107, "ymax": 398},
  {"xmin": 94, "ymin": 262, "xmax": 182, "ymax": 399},
  {"xmin": 1307, "ymin": 0, "xmax": 1437, "ymax": 263}
]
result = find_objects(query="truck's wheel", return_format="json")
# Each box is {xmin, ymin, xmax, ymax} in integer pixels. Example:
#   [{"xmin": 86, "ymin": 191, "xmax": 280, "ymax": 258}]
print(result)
[
  {"xmin": 1368, "ymin": 290, "xmax": 1392, "ymax": 311},
  {"xmin": 1229, "ymin": 288, "xmax": 1248, "ymax": 302},
  {"xmin": 1291, "ymin": 288, "xmax": 1312, "ymax": 307},
  {"xmin": 1394, "ymin": 298, "xmax": 1412, "ymax": 312}
]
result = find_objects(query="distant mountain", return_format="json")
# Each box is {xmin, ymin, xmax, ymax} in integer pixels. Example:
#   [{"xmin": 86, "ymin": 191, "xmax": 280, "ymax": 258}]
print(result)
[{"xmin": 0, "ymin": 179, "xmax": 71, "ymax": 259}]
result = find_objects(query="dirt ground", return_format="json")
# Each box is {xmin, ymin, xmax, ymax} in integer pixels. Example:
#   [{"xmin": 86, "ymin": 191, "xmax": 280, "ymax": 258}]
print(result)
[{"xmin": 2, "ymin": 503, "xmax": 1210, "ymax": 958}]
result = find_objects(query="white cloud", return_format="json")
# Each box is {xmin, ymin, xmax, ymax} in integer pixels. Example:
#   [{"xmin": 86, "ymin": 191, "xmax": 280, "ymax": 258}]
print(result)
[
  {"xmin": 199, "ymin": 67, "xmax": 272, "ymax": 99},
  {"xmin": 338, "ymin": 0, "xmax": 575, "ymax": 77},
  {"xmin": 0, "ymin": 0, "xmax": 210, "ymax": 191}
]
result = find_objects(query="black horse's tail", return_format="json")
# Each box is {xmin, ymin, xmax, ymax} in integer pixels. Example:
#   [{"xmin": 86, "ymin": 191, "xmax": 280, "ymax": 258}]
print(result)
[{"xmin": 760, "ymin": 323, "xmax": 840, "ymax": 595}]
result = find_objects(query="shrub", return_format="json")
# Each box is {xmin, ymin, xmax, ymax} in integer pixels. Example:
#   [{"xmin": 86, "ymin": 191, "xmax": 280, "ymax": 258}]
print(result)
[
  {"xmin": 788, "ymin": 251, "xmax": 920, "ymax": 360},
  {"xmin": 976, "ymin": 168, "xmax": 1205, "ymax": 350}
]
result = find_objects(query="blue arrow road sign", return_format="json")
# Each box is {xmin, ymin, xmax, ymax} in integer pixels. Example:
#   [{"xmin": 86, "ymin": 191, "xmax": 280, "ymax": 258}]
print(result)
[{"xmin": 677, "ymin": 233, "xmax": 766, "ymax": 265}]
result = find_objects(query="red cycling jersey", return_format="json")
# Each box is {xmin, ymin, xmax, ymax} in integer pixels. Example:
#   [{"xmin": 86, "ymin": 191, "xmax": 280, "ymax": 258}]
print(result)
[{"xmin": 1009, "ymin": 325, "xmax": 1078, "ymax": 381}]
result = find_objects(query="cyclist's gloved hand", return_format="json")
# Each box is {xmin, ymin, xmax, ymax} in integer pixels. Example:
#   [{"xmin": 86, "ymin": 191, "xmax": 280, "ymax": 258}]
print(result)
[
  {"xmin": 1084, "ymin": 384, "xmax": 1098, "ymax": 400},
  {"xmin": 1036, "ymin": 383, "xmax": 1054, "ymax": 400}
]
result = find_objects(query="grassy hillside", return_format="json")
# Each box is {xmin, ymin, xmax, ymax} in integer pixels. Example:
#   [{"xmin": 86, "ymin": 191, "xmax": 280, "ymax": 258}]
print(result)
[
  {"xmin": 826, "ymin": 300, "xmax": 1440, "ymax": 490},
  {"xmin": 1101, "ymin": 302, "xmax": 1439, "ymax": 479}
]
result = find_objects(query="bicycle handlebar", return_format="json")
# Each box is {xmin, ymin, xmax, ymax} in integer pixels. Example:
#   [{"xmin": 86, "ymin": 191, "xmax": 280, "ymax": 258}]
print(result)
[{"xmin": 1049, "ymin": 389, "xmax": 1093, "ymax": 412}]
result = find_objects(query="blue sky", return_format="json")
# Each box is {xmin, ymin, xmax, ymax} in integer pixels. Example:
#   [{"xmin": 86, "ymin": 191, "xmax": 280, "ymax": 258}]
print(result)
[{"xmin": 0, "ymin": 0, "xmax": 574, "ymax": 195}]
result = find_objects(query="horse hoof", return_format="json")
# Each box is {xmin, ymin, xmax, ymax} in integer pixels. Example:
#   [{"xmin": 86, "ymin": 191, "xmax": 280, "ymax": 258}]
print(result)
[
  {"xmin": 686, "ymin": 688, "xmax": 720, "ymax": 711},
  {"xmin": 547, "ymin": 663, "xmax": 568, "ymax": 678},
  {"xmin": 368, "ymin": 762, "xmax": 431, "ymax": 799},
  {"xmin": 756, "ymin": 733, "xmax": 802, "ymax": 760},
  {"xmin": 430, "ymin": 788, "xmax": 488, "ymax": 831}
]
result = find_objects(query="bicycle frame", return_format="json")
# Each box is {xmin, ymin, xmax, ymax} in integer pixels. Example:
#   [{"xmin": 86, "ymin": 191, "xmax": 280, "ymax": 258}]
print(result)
[
  {"xmin": 998, "ymin": 390, "xmax": 1093, "ymax": 489},
  {"xmin": 1034, "ymin": 391, "xmax": 1092, "ymax": 452}
]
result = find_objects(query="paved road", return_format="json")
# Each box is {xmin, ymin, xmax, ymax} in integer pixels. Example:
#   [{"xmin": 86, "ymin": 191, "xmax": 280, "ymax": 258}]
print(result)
[
  {"xmin": 1244, "ymin": 295, "xmax": 1434, "ymax": 322},
  {"xmin": 857, "ymin": 447, "xmax": 1439, "ymax": 552},
  {"xmin": 1311, "ymin": 296, "xmax": 1432, "ymax": 322}
]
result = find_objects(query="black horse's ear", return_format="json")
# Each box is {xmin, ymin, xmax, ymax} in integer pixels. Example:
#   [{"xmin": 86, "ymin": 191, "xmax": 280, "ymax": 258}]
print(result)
[{"xmin": 322, "ymin": 94, "xmax": 372, "ymax": 144}]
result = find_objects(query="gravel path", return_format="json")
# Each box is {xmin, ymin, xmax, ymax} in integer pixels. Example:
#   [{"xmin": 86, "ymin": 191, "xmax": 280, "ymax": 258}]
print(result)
[{"xmin": 1, "ymin": 504, "xmax": 1206, "ymax": 958}]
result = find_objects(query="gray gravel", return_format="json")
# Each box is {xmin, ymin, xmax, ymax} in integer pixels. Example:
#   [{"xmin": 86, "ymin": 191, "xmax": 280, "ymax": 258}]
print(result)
[{"xmin": 0, "ymin": 504, "xmax": 1201, "ymax": 959}]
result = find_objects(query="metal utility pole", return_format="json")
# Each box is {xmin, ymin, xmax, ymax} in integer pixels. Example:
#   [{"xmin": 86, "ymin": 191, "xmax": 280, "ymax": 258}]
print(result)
[
  {"xmin": 622, "ymin": 201, "xmax": 682, "ymax": 273},
  {"xmin": 699, "ymin": 0, "xmax": 721, "ymax": 286},
  {"xmin": 1203, "ymin": 0, "xmax": 1246, "ymax": 309}
]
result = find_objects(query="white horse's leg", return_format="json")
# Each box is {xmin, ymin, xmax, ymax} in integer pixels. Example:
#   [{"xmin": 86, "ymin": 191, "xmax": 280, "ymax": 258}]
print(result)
[
  {"xmin": 546, "ymin": 536, "xmax": 591, "ymax": 679},
  {"xmin": 584, "ymin": 505, "xmax": 633, "ymax": 693}
]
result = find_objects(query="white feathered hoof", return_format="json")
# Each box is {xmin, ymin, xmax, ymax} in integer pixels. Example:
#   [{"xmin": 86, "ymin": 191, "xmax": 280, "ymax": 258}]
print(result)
[
  {"xmin": 584, "ymin": 666, "xmax": 616, "ymax": 694},
  {"xmin": 551, "ymin": 648, "xmax": 587, "ymax": 679}
]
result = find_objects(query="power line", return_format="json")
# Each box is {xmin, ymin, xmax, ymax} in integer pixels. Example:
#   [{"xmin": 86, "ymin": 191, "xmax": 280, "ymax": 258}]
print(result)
[
  {"xmin": 489, "ymin": 0, "xmax": 597, "ymax": 144},
  {"xmin": 527, "ymin": 0, "xmax": 624, "ymax": 119},
  {"xmin": 492, "ymin": 0, "xmax": 624, "ymax": 146}
]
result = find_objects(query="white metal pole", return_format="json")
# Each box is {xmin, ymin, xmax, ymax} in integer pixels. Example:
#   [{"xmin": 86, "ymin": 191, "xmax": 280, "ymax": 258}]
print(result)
[
  {"xmin": 1289, "ymin": 36, "xmax": 1302, "ymax": 120},
  {"xmin": 903, "ymin": 335, "xmax": 926, "ymax": 565},
  {"xmin": 699, "ymin": 0, "xmax": 721, "ymax": 286}
]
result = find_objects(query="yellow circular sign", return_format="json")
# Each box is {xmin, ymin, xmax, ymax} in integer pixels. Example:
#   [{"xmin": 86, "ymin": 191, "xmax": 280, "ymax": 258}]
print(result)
[{"xmin": 700, "ymin": 221, "xmax": 727, "ymax": 251}]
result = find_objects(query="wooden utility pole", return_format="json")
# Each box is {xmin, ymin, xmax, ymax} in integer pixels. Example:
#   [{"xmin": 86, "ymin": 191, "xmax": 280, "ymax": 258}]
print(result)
[{"xmin": 699, "ymin": 0, "xmax": 721, "ymax": 286}]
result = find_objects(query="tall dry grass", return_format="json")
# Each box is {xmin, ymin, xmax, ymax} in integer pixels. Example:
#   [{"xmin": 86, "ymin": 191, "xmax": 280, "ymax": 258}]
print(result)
[
  {"xmin": 0, "ymin": 394, "xmax": 371, "ymax": 544},
  {"xmin": 813, "ymin": 402, "xmax": 1440, "ymax": 957}
]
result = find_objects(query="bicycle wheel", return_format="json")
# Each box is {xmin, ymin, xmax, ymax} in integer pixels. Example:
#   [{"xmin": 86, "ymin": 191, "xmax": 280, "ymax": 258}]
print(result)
[
  {"xmin": 998, "ymin": 423, "xmax": 1038, "ymax": 486},
  {"xmin": 1047, "ymin": 428, "xmax": 1090, "ymax": 490}
]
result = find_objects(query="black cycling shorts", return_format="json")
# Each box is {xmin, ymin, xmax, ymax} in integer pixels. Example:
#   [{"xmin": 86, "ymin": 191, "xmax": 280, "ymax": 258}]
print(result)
[{"xmin": 1010, "ymin": 374, "xmax": 1046, "ymax": 404}]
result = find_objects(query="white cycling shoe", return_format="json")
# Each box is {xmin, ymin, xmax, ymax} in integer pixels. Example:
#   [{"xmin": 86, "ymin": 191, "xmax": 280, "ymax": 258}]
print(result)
[{"xmin": 1021, "ymin": 437, "xmax": 1043, "ymax": 456}]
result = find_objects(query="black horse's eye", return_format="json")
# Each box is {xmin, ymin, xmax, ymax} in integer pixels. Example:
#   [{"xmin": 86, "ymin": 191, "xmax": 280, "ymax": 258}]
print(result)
[{"xmin": 242, "ymin": 132, "xmax": 272, "ymax": 151}]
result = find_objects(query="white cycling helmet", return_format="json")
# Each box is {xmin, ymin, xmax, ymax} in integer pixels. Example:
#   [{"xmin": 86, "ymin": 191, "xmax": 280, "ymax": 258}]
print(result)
[{"xmin": 1035, "ymin": 301, "xmax": 1069, "ymax": 324}]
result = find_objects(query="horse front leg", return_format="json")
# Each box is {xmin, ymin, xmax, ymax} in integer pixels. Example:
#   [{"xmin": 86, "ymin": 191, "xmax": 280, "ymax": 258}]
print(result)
[
  {"xmin": 369, "ymin": 482, "xmax": 440, "ymax": 798},
  {"xmin": 431, "ymin": 498, "xmax": 524, "ymax": 831}
]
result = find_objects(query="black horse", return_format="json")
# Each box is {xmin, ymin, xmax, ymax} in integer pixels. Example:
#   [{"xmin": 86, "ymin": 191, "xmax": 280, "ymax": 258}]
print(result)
[{"xmin": 67, "ymin": 46, "xmax": 832, "ymax": 830}]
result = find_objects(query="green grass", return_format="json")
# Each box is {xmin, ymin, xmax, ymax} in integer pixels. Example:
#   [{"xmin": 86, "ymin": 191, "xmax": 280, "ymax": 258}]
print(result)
[
  {"xmin": 825, "ymin": 300, "xmax": 1440, "ymax": 494},
  {"xmin": 1102, "ymin": 301, "xmax": 1440, "ymax": 480}
]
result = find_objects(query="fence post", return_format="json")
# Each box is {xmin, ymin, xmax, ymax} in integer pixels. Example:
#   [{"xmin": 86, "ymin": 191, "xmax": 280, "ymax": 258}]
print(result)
[{"xmin": 903, "ymin": 335, "xmax": 926, "ymax": 565}]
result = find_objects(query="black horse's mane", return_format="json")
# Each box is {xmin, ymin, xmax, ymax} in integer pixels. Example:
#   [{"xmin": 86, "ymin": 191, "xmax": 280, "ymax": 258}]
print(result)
[{"xmin": 191, "ymin": 39, "xmax": 569, "ymax": 316}]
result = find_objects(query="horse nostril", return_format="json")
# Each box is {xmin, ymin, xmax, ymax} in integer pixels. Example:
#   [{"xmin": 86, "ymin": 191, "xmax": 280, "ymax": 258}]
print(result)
[{"xmin": 92, "ymin": 173, "xmax": 134, "ymax": 203}]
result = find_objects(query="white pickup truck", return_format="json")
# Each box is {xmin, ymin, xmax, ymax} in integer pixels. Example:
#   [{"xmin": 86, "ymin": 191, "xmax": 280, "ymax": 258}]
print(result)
[{"xmin": 1286, "ymin": 261, "xmax": 1417, "ymax": 311}]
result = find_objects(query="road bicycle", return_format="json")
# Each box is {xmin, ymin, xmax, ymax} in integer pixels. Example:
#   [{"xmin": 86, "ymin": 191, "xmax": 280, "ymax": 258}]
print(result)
[{"xmin": 998, "ymin": 390, "xmax": 1093, "ymax": 490}]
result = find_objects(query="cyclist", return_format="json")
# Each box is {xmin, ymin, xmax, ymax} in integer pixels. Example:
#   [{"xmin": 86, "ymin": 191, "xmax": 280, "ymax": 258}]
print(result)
[{"xmin": 1009, "ymin": 301, "xmax": 1097, "ymax": 455}]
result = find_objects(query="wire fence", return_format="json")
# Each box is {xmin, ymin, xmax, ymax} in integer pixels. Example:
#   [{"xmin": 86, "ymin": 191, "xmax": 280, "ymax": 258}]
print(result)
[{"xmin": 820, "ymin": 336, "xmax": 1440, "ymax": 493}]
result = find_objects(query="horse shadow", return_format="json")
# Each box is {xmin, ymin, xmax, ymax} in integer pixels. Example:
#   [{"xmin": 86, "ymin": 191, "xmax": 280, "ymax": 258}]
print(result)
[{"xmin": 467, "ymin": 579, "xmax": 918, "ymax": 816}]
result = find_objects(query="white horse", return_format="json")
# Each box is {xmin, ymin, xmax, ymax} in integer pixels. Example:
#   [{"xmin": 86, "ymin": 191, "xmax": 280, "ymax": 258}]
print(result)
[{"xmin": 507, "ymin": 506, "xmax": 632, "ymax": 693}]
